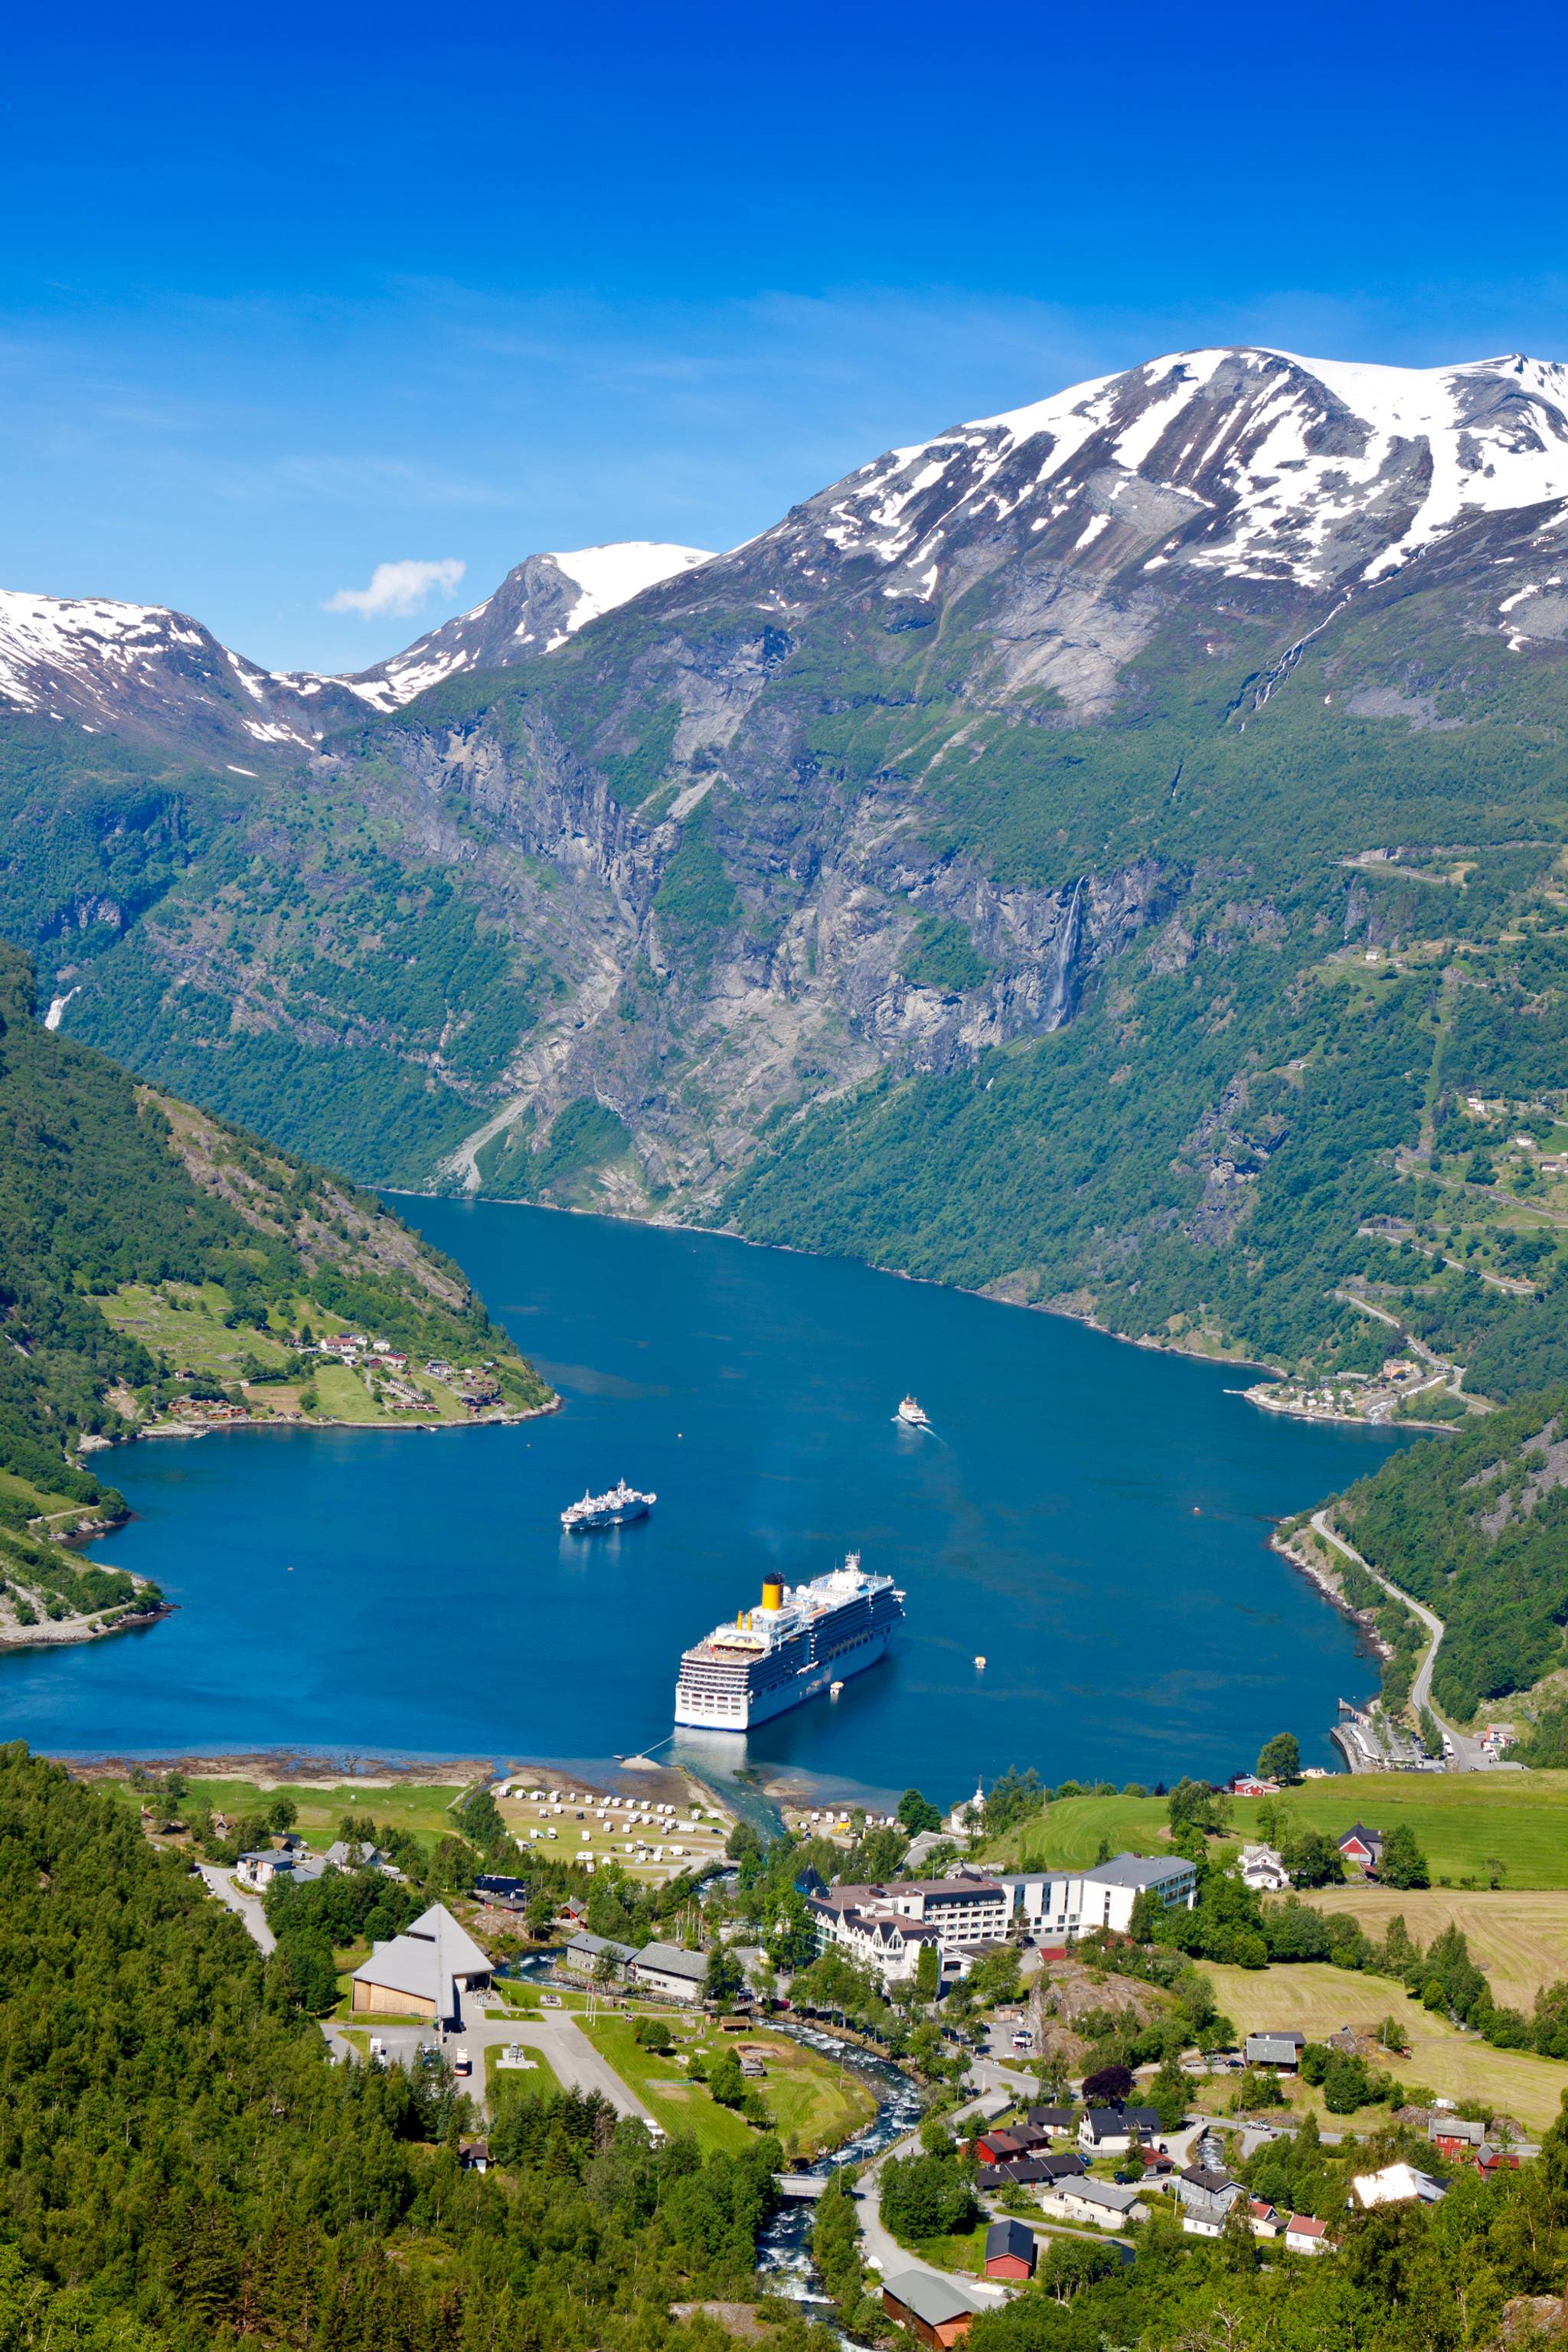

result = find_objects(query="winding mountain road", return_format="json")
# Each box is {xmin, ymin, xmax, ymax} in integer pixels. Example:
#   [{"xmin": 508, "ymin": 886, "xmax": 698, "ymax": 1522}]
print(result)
[{"xmin": 1311, "ymin": 1510, "xmax": 1490, "ymax": 1769}]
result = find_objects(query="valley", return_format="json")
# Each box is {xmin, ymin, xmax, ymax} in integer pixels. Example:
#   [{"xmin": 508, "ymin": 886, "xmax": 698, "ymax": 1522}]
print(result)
[{"xmin": 6, "ymin": 351, "xmax": 1568, "ymax": 1418}]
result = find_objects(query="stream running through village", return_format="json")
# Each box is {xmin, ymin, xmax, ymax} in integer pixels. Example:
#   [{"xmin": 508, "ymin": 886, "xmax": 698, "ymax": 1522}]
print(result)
[{"xmin": 756, "ymin": 2027, "xmax": 923, "ymax": 2305}]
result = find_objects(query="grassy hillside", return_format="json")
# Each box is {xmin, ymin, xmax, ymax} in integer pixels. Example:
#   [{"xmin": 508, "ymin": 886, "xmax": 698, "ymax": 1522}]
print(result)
[
  {"xmin": 1338, "ymin": 1398, "xmax": 1568, "ymax": 1714},
  {"xmin": 0, "ymin": 940, "xmax": 550, "ymax": 1635},
  {"xmin": 990, "ymin": 1774, "xmax": 1568, "ymax": 1890}
]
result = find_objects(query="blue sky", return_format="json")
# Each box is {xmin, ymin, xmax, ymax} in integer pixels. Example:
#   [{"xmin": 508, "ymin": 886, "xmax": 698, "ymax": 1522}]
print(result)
[{"xmin": 5, "ymin": 0, "xmax": 1567, "ymax": 671}]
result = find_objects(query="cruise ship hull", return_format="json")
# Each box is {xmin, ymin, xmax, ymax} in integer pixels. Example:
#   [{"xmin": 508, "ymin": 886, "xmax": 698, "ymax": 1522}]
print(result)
[
  {"xmin": 673, "ymin": 1624, "xmax": 893, "ymax": 1731},
  {"xmin": 564, "ymin": 1499, "xmax": 650, "ymax": 1531}
]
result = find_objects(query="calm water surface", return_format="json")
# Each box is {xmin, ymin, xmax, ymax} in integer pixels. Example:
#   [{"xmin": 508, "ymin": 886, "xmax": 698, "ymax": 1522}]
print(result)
[{"xmin": 0, "ymin": 1204, "xmax": 1414, "ymax": 1801}]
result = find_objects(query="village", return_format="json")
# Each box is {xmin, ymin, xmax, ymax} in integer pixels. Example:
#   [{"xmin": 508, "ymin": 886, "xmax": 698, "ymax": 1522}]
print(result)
[{"xmin": 139, "ymin": 1746, "xmax": 1568, "ymax": 2344}]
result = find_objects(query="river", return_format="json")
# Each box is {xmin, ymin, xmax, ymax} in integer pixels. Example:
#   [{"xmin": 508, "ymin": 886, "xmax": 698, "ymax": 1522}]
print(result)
[{"xmin": 0, "ymin": 1201, "xmax": 1412, "ymax": 1800}]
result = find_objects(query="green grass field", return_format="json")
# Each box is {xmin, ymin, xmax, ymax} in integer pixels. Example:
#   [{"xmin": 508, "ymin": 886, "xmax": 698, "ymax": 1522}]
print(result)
[
  {"xmin": 100, "ymin": 1771, "xmax": 474, "ymax": 1852},
  {"xmin": 995, "ymin": 1774, "xmax": 1568, "ymax": 1890},
  {"xmin": 1203, "ymin": 1960, "xmax": 1568, "ymax": 2134},
  {"xmin": 98, "ymin": 1282, "xmax": 296, "ymax": 1376},
  {"xmin": 1300, "ymin": 1887, "xmax": 1568, "ymax": 2011},
  {"xmin": 580, "ymin": 2015, "xmax": 755, "ymax": 2152},
  {"xmin": 912, "ymin": 2223, "xmax": 991, "ymax": 2273},
  {"xmin": 486, "ymin": 2040, "xmax": 563, "ymax": 2100},
  {"xmin": 0, "ymin": 1468, "xmax": 100, "ymax": 1524}
]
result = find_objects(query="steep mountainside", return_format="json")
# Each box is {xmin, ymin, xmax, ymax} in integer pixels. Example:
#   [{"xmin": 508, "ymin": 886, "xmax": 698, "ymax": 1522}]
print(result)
[
  {"xmin": 1340, "ymin": 1392, "xmax": 1568, "ymax": 1713},
  {"xmin": 16, "ymin": 346, "xmax": 1568, "ymax": 1392},
  {"xmin": 0, "ymin": 940, "xmax": 550, "ymax": 1640}
]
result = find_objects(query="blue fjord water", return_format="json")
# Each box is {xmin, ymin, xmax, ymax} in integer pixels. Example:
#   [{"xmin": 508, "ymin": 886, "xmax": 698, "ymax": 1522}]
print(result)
[{"xmin": 0, "ymin": 1203, "xmax": 1413, "ymax": 1803}]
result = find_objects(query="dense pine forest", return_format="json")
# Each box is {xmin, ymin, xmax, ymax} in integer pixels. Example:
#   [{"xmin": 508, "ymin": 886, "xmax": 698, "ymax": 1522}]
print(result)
[{"xmin": 0, "ymin": 1746, "xmax": 803, "ymax": 2352}]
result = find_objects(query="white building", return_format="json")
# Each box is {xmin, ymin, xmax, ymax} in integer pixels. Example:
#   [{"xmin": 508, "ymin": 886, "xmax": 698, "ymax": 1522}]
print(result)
[
  {"xmin": 808, "ymin": 1873, "xmax": 1009, "ymax": 1984},
  {"xmin": 1238, "ymin": 1843, "xmax": 1291, "ymax": 1893},
  {"xmin": 945, "ymin": 1779, "xmax": 985, "ymax": 1835},
  {"xmin": 994, "ymin": 1853, "xmax": 1197, "ymax": 1940},
  {"xmin": 626, "ymin": 1942, "xmax": 709, "ymax": 2001},
  {"xmin": 1040, "ymin": 2177, "xmax": 1146, "ymax": 2230},
  {"xmin": 1352, "ymin": 2163, "xmax": 1447, "ymax": 2209}
]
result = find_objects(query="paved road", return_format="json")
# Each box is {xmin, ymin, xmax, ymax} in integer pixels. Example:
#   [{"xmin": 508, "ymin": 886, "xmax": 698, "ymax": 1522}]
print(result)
[
  {"xmin": 1312, "ymin": 1510, "xmax": 1491, "ymax": 1769},
  {"xmin": 324, "ymin": 2000, "xmax": 653, "ymax": 2122},
  {"xmin": 853, "ymin": 2093, "xmax": 1011, "ymax": 2309},
  {"xmin": 198, "ymin": 1864, "xmax": 276, "ymax": 1953}
]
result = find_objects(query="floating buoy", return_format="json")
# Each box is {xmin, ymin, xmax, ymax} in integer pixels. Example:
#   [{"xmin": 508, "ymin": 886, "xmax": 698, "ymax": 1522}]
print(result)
[{"xmin": 974, "ymin": 1655, "xmax": 987, "ymax": 1670}]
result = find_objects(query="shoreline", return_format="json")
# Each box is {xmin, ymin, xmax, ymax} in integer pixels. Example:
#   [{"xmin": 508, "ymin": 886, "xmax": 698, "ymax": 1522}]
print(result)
[
  {"xmin": 120, "ymin": 1393, "xmax": 562, "ymax": 1445},
  {"xmin": 398, "ymin": 1185, "xmax": 1289, "ymax": 1387},
  {"xmin": 0, "ymin": 1596, "xmax": 172, "ymax": 1653}
]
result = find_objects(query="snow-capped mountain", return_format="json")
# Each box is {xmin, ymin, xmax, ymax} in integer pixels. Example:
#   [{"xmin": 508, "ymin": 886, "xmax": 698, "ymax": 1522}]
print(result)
[
  {"xmin": 339, "ymin": 542, "xmax": 715, "ymax": 711},
  {"xmin": 740, "ymin": 346, "xmax": 1568, "ymax": 610},
  {"xmin": 0, "ymin": 541, "xmax": 716, "ymax": 759},
  {"xmin": 0, "ymin": 590, "xmax": 351, "ymax": 768}
]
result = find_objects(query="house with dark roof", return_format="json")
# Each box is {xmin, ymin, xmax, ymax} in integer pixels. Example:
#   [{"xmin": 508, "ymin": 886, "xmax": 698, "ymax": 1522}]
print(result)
[
  {"xmin": 1079, "ymin": 2105, "xmax": 1161, "ymax": 2154},
  {"xmin": 1338, "ymin": 1824, "xmax": 1383, "ymax": 1869},
  {"xmin": 984, "ymin": 2220, "xmax": 1037, "ymax": 2280},
  {"xmin": 1177, "ymin": 2167, "xmax": 1243, "ymax": 2236},
  {"xmin": 880, "ymin": 2270, "xmax": 979, "ymax": 2347},
  {"xmin": 1026, "ymin": 2105, "xmax": 1076, "ymax": 2136}
]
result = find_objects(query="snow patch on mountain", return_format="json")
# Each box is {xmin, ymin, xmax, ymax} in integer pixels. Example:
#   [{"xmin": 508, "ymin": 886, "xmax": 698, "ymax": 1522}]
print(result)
[
  {"xmin": 804, "ymin": 348, "xmax": 1568, "ymax": 593},
  {"xmin": 538, "ymin": 542, "xmax": 713, "ymax": 648}
]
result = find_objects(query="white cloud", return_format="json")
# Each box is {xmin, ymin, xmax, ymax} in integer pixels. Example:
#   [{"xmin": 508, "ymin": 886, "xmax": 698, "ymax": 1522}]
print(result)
[{"xmin": 322, "ymin": 557, "xmax": 466, "ymax": 618}]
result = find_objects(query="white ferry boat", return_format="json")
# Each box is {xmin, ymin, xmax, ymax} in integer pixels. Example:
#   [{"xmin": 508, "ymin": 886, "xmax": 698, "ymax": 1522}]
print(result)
[
  {"xmin": 560, "ymin": 1479, "xmax": 655, "ymax": 1533},
  {"xmin": 895, "ymin": 1395, "xmax": 931, "ymax": 1429},
  {"xmin": 674, "ymin": 1553, "xmax": 904, "ymax": 1730}
]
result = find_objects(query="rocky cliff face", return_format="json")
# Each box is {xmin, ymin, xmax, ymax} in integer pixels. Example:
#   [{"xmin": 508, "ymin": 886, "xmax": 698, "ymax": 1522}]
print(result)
[{"xmin": 17, "ymin": 347, "xmax": 1568, "ymax": 1257}]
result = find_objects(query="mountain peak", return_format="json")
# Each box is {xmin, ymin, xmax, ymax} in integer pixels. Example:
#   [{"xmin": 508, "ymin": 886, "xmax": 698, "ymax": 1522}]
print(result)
[
  {"xmin": 789, "ymin": 344, "xmax": 1568, "ymax": 599},
  {"xmin": 340, "ymin": 540, "xmax": 716, "ymax": 711}
]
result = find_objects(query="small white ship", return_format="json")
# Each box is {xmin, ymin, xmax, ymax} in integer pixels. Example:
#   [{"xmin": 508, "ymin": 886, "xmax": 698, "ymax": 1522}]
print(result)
[
  {"xmin": 895, "ymin": 1394, "xmax": 931, "ymax": 1429},
  {"xmin": 560, "ymin": 1479, "xmax": 655, "ymax": 1533}
]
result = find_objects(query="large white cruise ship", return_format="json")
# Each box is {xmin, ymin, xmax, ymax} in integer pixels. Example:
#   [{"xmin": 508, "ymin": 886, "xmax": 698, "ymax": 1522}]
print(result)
[{"xmin": 674, "ymin": 1553, "xmax": 904, "ymax": 1731}]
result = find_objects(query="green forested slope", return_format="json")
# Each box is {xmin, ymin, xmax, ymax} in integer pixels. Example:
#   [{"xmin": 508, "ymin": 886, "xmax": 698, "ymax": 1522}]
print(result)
[
  {"xmin": 0, "ymin": 939, "xmax": 549, "ymax": 1538},
  {"xmin": 1340, "ymin": 1393, "xmax": 1568, "ymax": 1715},
  {"xmin": 0, "ymin": 1745, "xmax": 791, "ymax": 2352}
]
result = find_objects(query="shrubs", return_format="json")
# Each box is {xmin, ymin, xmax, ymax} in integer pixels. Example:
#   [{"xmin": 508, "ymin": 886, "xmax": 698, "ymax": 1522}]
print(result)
[{"xmin": 879, "ymin": 2147, "xmax": 978, "ymax": 2243}]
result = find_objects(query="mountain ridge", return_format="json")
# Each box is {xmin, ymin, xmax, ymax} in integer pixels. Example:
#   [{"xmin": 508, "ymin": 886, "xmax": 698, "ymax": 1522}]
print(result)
[{"xmin": 10, "ymin": 344, "xmax": 1568, "ymax": 1406}]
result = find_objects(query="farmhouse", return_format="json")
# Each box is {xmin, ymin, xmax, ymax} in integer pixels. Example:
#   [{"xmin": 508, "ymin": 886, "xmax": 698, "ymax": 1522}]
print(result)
[
  {"xmin": 880, "ymin": 2271, "xmax": 979, "ymax": 2348},
  {"xmin": 350, "ymin": 1903, "xmax": 492, "ymax": 2021},
  {"xmin": 1237, "ymin": 1844, "xmax": 1291, "ymax": 1893},
  {"xmin": 983, "ymin": 2220, "xmax": 1037, "ymax": 2280},
  {"xmin": 1338, "ymin": 1824, "xmax": 1383, "ymax": 1870}
]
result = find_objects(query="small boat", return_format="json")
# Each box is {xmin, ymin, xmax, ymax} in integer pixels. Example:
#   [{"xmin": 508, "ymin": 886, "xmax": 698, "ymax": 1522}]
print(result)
[
  {"xmin": 560, "ymin": 1479, "xmax": 656, "ymax": 1532},
  {"xmin": 895, "ymin": 1395, "xmax": 931, "ymax": 1429},
  {"xmin": 974, "ymin": 1655, "xmax": 987, "ymax": 1670},
  {"xmin": 830, "ymin": 1680, "xmax": 844, "ymax": 1698}
]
